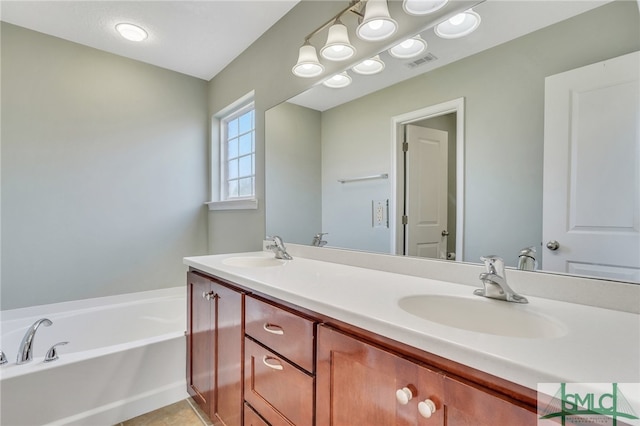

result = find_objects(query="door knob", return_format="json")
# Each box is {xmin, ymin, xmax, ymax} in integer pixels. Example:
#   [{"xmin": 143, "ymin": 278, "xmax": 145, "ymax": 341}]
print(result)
[
  {"xmin": 441, "ymin": 230, "xmax": 449, "ymax": 237},
  {"xmin": 202, "ymin": 291, "xmax": 216, "ymax": 300},
  {"xmin": 546, "ymin": 240, "xmax": 560, "ymax": 251}
]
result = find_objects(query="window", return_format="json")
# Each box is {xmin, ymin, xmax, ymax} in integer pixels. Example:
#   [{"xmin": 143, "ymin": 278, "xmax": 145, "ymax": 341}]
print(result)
[{"xmin": 221, "ymin": 102, "xmax": 255, "ymax": 201}]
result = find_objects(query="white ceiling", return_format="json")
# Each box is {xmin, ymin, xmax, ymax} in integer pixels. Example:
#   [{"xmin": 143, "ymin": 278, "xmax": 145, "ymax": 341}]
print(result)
[{"xmin": 0, "ymin": 0, "xmax": 300, "ymax": 81}]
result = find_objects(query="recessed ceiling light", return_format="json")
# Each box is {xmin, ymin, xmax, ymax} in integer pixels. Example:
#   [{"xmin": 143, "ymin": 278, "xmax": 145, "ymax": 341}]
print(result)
[{"xmin": 116, "ymin": 23, "xmax": 148, "ymax": 42}]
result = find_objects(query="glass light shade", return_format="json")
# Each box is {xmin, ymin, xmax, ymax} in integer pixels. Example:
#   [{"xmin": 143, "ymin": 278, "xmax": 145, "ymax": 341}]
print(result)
[
  {"xmin": 320, "ymin": 20, "xmax": 356, "ymax": 61},
  {"xmin": 388, "ymin": 36, "xmax": 427, "ymax": 59},
  {"xmin": 356, "ymin": 0, "xmax": 397, "ymax": 41},
  {"xmin": 115, "ymin": 23, "xmax": 148, "ymax": 41},
  {"xmin": 352, "ymin": 55, "xmax": 385, "ymax": 75},
  {"xmin": 403, "ymin": 0, "xmax": 448, "ymax": 16},
  {"xmin": 292, "ymin": 43, "xmax": 325, "ymax": 78},
  {"xmin": 323, "ymin": 72, "xmax": 352, "ymax": 89},
  {"xmin": 435, "ymin": 10, "xmax": 481, "ymax": 39}
]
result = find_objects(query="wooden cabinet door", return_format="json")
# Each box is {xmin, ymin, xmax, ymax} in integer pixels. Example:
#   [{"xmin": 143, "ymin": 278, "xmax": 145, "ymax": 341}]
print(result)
[
  {"xmin": 186, "ymin": 272, "xmax": 214, "ymax": 414},
  {"xmin": 187, "ymin": 272, "xmax": 244, "ymax": 426},
  {"xmin": 317, "ymin": 325, "xmax": 445, "ymax": 426},
  {"xmin": 444, "ymin": 375, "xmax": 536, "ymax": 426},
  {"xmin": 213, "ymin": 281, "xmax": 243, "ymax": 426}
]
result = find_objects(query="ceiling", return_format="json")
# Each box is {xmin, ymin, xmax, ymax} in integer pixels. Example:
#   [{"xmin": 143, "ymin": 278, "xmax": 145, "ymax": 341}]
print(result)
[
  {"xmin": 0, "ymin": 0, "xmax": 300, "ymax": 81},
  {"xmin": 0, "ymin": 0, "xmax": 619, "ymax": 97}
]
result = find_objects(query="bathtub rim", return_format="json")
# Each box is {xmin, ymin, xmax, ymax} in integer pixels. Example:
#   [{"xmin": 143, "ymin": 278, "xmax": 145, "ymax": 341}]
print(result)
[
  {"xmin": 0, "ymin": 286, "xmax": 186, "ymax": 381},
  {"xmin": 0, "ymin": 286, "xmax": 185, "ymax": 322}
]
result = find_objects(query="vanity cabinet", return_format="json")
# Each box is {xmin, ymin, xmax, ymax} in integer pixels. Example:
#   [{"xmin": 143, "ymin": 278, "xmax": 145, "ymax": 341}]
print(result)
[
  {"xmin": 244, "ymin": 295, "xmax": 318, "ymax": 426},
  {"xmin": 187, "ymin": 267, "xmax": 537, "ymax": 426},
  {"xmin": 316, "ymin": 325, "xmax": 536, "ymax": 426},
  {"xmin": 186, "ymin": 271, "xmax": 243, "ymax": 426}
]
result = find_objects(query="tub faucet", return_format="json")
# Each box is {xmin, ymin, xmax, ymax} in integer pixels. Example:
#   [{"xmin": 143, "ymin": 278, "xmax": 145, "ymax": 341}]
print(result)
[
  {"xmin": 266, "ymin": 236, "xmax": 292, "ymax": 260},
  {"xmin": 17, "ymin": 318, "xmax": 52, "ymax": 364},
  {"xmin": 474, "ymin": 256, "xmax": 528, "ymax": 303},
  {"xmin": 311, "ymin": 233, "xmax": 328, "ymax": 247}
]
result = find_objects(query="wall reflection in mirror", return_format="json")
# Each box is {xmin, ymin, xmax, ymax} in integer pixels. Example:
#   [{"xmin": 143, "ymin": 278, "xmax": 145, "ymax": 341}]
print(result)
[{"xmin": 266, "ymin": 0, "xmax": 640, "ymax": 283}]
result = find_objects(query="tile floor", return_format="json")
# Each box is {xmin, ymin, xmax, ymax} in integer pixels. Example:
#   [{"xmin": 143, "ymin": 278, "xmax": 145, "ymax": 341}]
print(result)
[{"xmin": 116, "ymin": 398, "xmax": 213, "ymax": 426}]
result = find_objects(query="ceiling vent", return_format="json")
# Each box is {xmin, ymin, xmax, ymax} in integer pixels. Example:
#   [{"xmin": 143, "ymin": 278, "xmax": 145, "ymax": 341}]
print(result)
[{"xmin": 405, "ymin": 53, "xmax": 438, "ymax": 69}]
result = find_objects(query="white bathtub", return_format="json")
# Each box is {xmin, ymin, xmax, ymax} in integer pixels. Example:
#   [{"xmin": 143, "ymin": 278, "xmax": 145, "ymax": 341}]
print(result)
[{"xmin": 0, "ymin": 287, "xmax": 188, "ymax": 426}]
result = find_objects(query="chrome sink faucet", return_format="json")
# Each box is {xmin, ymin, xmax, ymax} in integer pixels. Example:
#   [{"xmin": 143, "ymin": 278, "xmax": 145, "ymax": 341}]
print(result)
[
  {"xmin": 474, "ymin": 256, "xmax": 528, "ymax": 303},
  {"xmin": 266, "ymin": 235, "xmax": 292, "ymax": 260},
  {"xmin": 17, "ymin": 318, "xmax": 52, "ymax": 364},
  {"xmin": 517, "ymin": 246, "xmax": 537, "ymax": 271}
]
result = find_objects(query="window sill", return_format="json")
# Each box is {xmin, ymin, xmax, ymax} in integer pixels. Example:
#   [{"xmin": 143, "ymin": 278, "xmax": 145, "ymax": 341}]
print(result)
[{"xmin": 206, "ymin": 199, "xmax": 258, "ymax": 211}]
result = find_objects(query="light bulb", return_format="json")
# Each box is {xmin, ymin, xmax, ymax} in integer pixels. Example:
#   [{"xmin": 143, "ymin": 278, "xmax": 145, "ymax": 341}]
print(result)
[
  {"xmin": 449, "ymin": 13, "xmax": 466, "ymax": 26},
  {"xmin": 368, "ymin": 20, "xmax": 384, "ymax": 31},
  {"xmin": 401, "ymin": 39, "xmax": 415, "ymax": 49},
  {"xmin": 323, "ymin": 72, "xmax": 352, "ymax": 88},
  {"xmin": 435, "ymin": 10, "xmax": 481, "ymax": 39},
  {"xmin": 403, "ymin": 0, "xmax": 449, "ymax": 16},
  {"xmin": 389, "ymin": 36, "xmax": 427, "ymax": 59},
  {"xmin": 352, "ymin": 55, "xmax": 385, "ymax": 75}
]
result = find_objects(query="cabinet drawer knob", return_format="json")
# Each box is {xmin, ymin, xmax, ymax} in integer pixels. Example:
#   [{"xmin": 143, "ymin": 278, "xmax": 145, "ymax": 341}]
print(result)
[
  {"xmin": 396, "ymin": 387, "xmax": 414, "ymax": 405},
  {"xmin": 263, "ymin": 323, "xmax": 285, "ymax": 335},
  {"xmin": 262, "ymin": 355, "xmax": 284, "ymax": 371},
  {"xmin": 418, "ymin": 399, "xmax": 437, "ymax": 418}
]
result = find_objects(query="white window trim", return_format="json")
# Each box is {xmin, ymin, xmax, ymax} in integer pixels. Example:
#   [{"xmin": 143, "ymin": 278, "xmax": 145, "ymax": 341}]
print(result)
[
  {"xmin": 206, "ymin": 199, "xmax": 258, "ymax": 211},
  {"xmin": 208, "ymin": 91, "xmax": 257, "ymax": 211}
]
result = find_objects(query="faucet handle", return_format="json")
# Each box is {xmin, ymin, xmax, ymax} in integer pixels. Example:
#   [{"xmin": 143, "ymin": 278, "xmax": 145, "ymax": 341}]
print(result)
[
  {"xmin": 0, "ymin": 351, "xmax": 7, "ymax": 365},
  {"xmin": 44, "ymin": 341, "xmax": 68, "ymax": 363},
  {"xmin": 480, "ymin": 255, "xmax": 505, "ymax": 275}
]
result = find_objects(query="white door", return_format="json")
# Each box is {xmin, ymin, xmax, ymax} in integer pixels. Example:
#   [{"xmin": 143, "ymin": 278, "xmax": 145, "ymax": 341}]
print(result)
[
  {"xmin": 542, "ymin": 51, "xmax": 640, "ymax": 281},
  {"xmin": 405, "ymin": 125, "xmax": 449, "ymax": 258}
]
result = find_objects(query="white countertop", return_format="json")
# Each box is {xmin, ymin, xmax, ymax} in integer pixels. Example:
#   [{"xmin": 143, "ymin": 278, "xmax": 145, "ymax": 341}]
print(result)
[{"xmin": 184, "ymin": 251, "xmax": 640, "ymax": 392}]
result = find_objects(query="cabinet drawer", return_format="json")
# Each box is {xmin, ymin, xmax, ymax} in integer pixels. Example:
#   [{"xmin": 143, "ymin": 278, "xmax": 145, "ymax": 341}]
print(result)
[
  {"xmin": 244, "ymin": 403, "xmax": 270, "ymax": 426},
  {"xmin": 245, "ymin": 296, "xmax": 316, "ymax": 372},
  {"xmin": 245, "ymin": 338, "xmax": 314, "ymax": 426}
]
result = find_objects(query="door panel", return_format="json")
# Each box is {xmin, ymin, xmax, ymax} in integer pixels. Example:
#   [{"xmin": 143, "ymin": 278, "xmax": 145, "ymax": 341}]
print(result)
[
  {"xmin": 405, "ymin": 125, "xmax": 449, "ymax": 259},
  {"xmin": 187, "ymin": 273, "xmax": 213, "ymax": 413},
  {"xmin": 543, "ymin": 51, "xmax": 640, "ymax": 280},
  {"xmin": 215, "ymin": 282, "xmax": 243, "ymax": 426}
]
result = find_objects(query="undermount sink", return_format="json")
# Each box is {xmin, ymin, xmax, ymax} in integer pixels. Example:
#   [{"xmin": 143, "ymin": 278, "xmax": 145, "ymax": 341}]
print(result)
[
  {"xmin": 222, "ymin": 256, "xmax": 286, "ymax": 268},
  {"xmin": 398, "ymin": 295, "xmax": 566, "ymax": 338}
]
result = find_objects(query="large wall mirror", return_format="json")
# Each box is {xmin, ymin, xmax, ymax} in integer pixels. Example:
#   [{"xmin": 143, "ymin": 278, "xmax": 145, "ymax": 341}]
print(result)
[{"xmin": 266, "ymin": 0, "xmax": 640, "ymax": 283}]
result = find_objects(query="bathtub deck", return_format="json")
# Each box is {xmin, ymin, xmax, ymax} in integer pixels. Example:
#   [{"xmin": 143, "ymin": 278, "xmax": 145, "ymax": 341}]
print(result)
[{"xmin": 118, "ymin": 399, "xmax": 212, "ymax": 426}]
